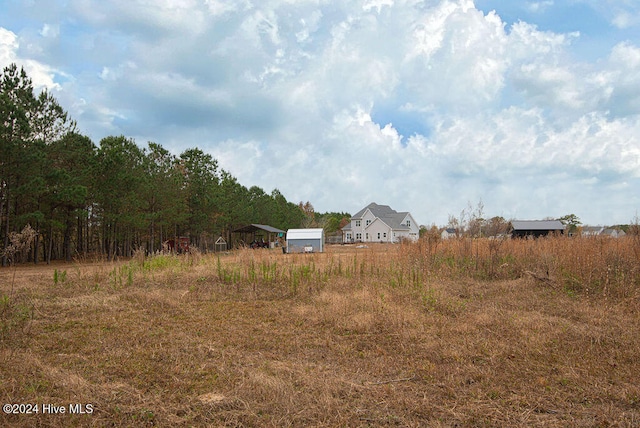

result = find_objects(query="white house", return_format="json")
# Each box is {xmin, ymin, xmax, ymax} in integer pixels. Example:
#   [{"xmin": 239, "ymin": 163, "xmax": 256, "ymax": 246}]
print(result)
[
  {"xmin": 342, "ymin": 202, "xmax": 419, "ymax": 243},
  {"xmin": 581, "ymin": 226, "xmax": 626, "ymax": 238},
  {"xmin": 441, "ymin": 228, "xmax": 457, "ymax": 240}
]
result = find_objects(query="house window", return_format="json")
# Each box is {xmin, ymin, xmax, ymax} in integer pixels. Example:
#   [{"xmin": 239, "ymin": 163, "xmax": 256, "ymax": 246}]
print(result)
[
  {"xmin": 383, "ymin": 233, "xmax": 387, "ymax": 238},
  {"xmin": 355, "ymin": 220, "xmax": 361, "ymax": 227},
  {"xmin": 406, "ymin": 220, "xmax": 411, "ymax": 227},
  {"xmin": 346, "ymin": 233, "xmax": 352, "ymax": 240},
  {"xmin": 377, "ymin": 232, "xmax": 380, "ymax": 240},
  {"xmin": 366, "ymin": 233, "xmax": 369, "ymax": 240},
  {"xmin": 356, "ymin": 233, "xmax": 362, "ymax": 241},
  {"xmin": 366, "ymin": 220, "xmax": 371, "ymax": 226}
]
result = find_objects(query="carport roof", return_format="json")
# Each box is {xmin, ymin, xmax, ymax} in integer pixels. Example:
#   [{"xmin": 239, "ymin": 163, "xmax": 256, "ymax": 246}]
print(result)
[{"xmin": 233, "ymin": 224, "xmax": 285, "ymax": 234}]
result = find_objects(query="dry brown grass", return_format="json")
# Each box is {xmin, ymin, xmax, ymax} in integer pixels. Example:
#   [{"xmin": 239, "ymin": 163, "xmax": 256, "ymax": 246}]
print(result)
[{"xmin": 1, "ymin": 239, "xmax": 639, "ymax": 427}]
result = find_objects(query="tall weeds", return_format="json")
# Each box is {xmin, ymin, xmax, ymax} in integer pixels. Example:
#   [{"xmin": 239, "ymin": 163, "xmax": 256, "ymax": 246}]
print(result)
[
  {"xmin": 32, "ymin": 235, "xmax": 637, "ymax": 303},
  {"xmin": 1, "ymin": 225, "xmax": 37, "ymax": 348},
  {"xmin": 402, "ymin": 235, "xmax": 640, "ymax": 298},
  {"xmin": 201, "ymin": 236, "xmax": 639, "ymax": 301}
]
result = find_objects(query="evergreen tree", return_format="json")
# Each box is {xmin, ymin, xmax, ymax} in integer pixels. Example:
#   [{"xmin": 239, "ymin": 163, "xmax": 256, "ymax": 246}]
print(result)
[
  {"xmin": 45, "ymin": 132, "xmax": 96, "ymax": 262},
  {"xmin": 178, "ymin": 148, "xmax": 220, "ymax": 249},
  {"xmin": 0, "ymin": 64, "xmax": 314, "ymax": 262},
  {"xmin": 32, "ymin": 90, "xmax": 79, "ymax": 262},
  {"xmin": 95, "ymin": 136, "xmax": 145, "ymax": 260},
  {"xmin": 0, "ymin": 64, "xmax": 36, "ymax": 265},
  {"xmin": 141, "ymin": 142, "xmax": 187, "ymax": 253}
]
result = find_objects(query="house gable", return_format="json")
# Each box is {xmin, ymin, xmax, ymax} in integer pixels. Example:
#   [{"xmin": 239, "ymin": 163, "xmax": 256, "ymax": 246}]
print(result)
[
  {"xmin": 400, "ymin": 213, "xmax": 417, "ymax": 230},
  {"xmin": 365, "ymin": 217, "xmax": 392, "ymax": 241},
  {"xmin": 362, "ymin": 209, "xmax": 378, "ymax": 228}
]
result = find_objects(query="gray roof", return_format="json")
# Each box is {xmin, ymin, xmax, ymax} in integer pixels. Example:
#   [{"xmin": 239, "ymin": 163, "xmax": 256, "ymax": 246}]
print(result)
[
  {"xmin": 233, "ymin": 224, "xmax": 285, "ymax": 234},
  {"xmin": 581, "ymin": 226, "xmax": 604, "ymax": 234},
  {"xmin": 511, "ymin": 220, "xmax": 565, "ymax": 231},
  {"xmin": 379, "ymin": 213, "xmax": 411, "ymax": 230},
  {"xmin": 253, "ymin": 224, "xmax": 286, "ymax": 233},
  {"xmin": 352, "ymin": 202, "xmax": 396, "ymax": 219}
]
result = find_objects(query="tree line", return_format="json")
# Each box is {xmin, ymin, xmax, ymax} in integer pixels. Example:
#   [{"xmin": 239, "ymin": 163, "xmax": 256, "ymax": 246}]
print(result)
[{"xmin": 0, "ymin": 63, "xmax": 325, "ymax": 264}]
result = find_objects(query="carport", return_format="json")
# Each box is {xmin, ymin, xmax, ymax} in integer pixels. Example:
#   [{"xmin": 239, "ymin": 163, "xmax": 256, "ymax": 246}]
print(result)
[
  {"xmin": 232, "ymin": 224, "xmax": 286, "ymax": 248},
  {"xmin": 510, "ymin": 220, "xmax": 565, "ymax": 238}
]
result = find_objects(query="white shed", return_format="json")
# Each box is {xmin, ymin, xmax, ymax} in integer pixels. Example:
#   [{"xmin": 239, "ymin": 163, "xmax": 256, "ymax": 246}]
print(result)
[{"xmin": 286, "ymin": 228, "xmax": 324, "ymax": 253}]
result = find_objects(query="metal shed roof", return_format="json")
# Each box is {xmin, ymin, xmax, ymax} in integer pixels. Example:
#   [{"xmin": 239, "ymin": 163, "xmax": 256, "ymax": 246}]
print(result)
[{"xmin": 286, "ymin": 228, "xmax": 324, "ymax": 240}]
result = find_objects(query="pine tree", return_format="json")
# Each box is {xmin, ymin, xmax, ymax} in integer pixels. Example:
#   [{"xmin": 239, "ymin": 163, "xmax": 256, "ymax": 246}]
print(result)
[{"xmin": 0, "ymin": 64, "xmax": 36, "ymax": 265}]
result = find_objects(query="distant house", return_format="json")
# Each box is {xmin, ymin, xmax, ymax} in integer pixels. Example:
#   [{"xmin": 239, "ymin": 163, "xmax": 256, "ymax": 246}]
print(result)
[
  {"xmin": 441, "ymin": 228, "xmax": 457, "ymax": 240},
  {"xmin": 603, "ymin": 228, "xmax": 626, "ymax": 238},
  {"xmin": 342, "ymin": 202, "xmax": 419, "ymax": 243},
  {"xmin": 581, "ymin": 226, "xmax": 626, "ymax": 238},
  {"xmin": 510, "ymin": 220, "xmax": 565, "ymax": 238},
  {"xmin": 581, "ymin": 226, "xmax": 604, "ymax": 237}
]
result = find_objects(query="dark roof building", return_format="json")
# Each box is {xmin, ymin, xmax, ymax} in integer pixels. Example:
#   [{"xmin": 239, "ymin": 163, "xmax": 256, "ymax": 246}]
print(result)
[{"xmin": 510, "ymin": 220, "xmax": 565, "ymax": 238}]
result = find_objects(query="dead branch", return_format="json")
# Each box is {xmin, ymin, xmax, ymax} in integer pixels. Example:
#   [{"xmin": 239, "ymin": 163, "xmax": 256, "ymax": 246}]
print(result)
[{"xmin": 366, "ymin": 376, "xmax": 417, "ymax": 385}]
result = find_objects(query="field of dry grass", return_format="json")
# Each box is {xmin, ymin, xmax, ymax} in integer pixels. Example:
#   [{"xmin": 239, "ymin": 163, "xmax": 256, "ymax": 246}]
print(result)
[{"xmin": 1, "ymin": 238, "xmax": 639, "ymax": 427}]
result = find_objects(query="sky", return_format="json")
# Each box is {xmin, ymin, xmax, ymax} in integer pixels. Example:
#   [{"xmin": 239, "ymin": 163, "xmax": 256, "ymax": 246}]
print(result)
[{"xmin": 2, "ymin": 0, "xmax": 640, "ymax": 227}]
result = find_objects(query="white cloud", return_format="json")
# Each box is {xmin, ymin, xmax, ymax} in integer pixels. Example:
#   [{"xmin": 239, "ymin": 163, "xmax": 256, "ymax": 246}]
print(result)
[
  {"xmin": 507, "ymin": 20, "xmax": 578, "ymax": 59},
  {"xmin": 204, "ymin": 0, "xmax": 253, "ymax": 17},
  {"xmin": 401, "ymin": 6, "xmax": 509, "ymax": 109},
  {"xmin": 609, "ymin": 42, "xmax": 640, "ymax": 72},
  {"xmin": 39, "ymin": 24, "xmax": 59, "ymax": 38},
  {"xmin": 3, "ymin": 1, "xmax": 640, "ymax": 225},
  {"xmin": 526, "ymin": 1, "xmax": 554, "ymax": 13},
  {"xmin": 0, "ymin": 27, "xmax": 61, "ymax": 91},
  {"xmin": 612, "ymin": 12, "xmax": 633, "ymax": 29},
  {"xmin": 575, "ymin": 0, "xmax": 640, "ymax": 29},
  {"xmin": 363, "ymin": 0, "xmax": 394, "ymax": 14},
  {"xmin": 0, "ymin": 27, "xmax": 19, "ymax": 64},
  {"xmin": 72, "ymin": 0, "xmax": 208, "ymax": 36}
]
